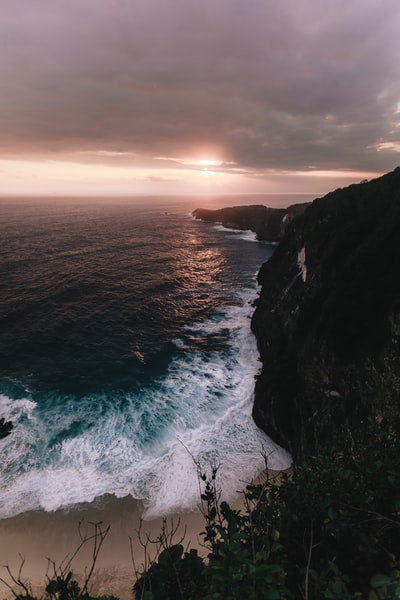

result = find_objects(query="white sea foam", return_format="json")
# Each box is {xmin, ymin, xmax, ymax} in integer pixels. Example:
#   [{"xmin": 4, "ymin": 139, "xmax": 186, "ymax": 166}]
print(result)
[
  {"xmin": 0, "ymin": 288, "xmax": 291, "ymax": 520},
  {"xmin": 213, "ymin": 224, "xmax": 258, "ymax": 242},
  {"xmin": 0, "ymin": 394, "xmax": 37, "ymax": 420},
  {"xmin": 138, "ymin": 292, "xmax": 290, "ymax": 518}
]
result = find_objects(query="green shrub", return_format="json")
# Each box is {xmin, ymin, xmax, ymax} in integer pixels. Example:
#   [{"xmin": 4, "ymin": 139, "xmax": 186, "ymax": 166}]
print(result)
[
  {"xmin": 133, "ymin": 544, "xmax": 206, "ymax": 600},
  {"xmin": 134, "ymin": 421, "xmax": 400, "ymax": 599}
]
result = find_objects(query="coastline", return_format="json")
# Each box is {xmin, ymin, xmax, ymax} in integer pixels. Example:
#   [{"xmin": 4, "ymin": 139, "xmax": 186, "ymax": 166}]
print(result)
[
  {"xmin": 0, "ymin": 468, "xmax": 291, "ymax": 600},
  {"xmin": 0, "ymin": 202, "xmax": 294, "ymax": 599}
]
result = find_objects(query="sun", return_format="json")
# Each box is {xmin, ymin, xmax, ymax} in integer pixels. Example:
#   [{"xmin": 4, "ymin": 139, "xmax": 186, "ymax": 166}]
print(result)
[
  {"xmin": 200, "ymin": 167, "xmax": 216, "ymax": 177},
  {"xmin": 197, "ymin": 159, "xmax": 222, "ymax": 167},
  {"xmin": 192, "ymin": 159, "xmax": 222, "ymax": 177}
]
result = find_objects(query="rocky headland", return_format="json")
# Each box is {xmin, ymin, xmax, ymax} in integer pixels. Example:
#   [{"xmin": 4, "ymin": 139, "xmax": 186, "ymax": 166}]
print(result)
[
  {"xmin": 192, "ymin": 203, "xmax": 310, "ymax": 242},
  {"xmin": 195, "ymin": 168, "xmax": 400, "ymax": 462},
  {"xmin": 251, "ymin": 168, "xmax": 400, "ymax": 461}
]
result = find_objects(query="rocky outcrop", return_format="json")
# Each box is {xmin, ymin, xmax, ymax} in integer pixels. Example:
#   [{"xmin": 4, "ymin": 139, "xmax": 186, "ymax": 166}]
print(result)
[
  {"xmin": 251, "ymin": 168, "xmax": 400, "ymax": 461},
  {"xmin": 0, "ymin": 417, "xmax": 13, "ymax": 439},
  {"xmin": 192, "ymin": 203, "xmax": 309, "ymax": 241}
]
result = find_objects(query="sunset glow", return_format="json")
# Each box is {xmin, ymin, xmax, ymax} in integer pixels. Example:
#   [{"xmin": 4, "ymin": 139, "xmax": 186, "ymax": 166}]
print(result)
[
  {"xmin": 1, "ymin": 0, "xmax": 399, "ymax": 196},
  {"xmin": 0, "ymin": 157, "xmax": 385, "ymax": 197}
]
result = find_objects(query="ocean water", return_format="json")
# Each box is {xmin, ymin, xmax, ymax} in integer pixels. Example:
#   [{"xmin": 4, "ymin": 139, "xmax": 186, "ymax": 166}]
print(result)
[{"xmin": 0, "ymin": 195, "xmax": 295, "ymax": 520}]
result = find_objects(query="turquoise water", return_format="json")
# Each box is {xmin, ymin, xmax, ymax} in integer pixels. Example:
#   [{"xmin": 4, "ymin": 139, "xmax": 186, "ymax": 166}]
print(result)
[{"xmin": 0, "ymin": 195, "xmax": 293, "ymax": 519}]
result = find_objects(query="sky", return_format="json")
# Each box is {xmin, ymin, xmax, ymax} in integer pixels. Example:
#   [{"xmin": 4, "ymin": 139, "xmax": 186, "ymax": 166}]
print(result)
[{"xmin": 1, "ymin": 0, "xmax": 400, "ymax": 197}]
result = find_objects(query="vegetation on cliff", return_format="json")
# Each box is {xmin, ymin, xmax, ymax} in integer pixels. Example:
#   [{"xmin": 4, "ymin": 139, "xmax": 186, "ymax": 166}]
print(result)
[{"xmin": 138, "ymin": 422, "xmax": 400, "ymax": 600}]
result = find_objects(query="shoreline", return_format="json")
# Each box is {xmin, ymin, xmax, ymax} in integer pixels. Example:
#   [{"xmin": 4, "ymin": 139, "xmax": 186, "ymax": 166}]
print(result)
[
  {"xmin": 0, "ymin": 468, "xmax": 291, "ymax": 599},
  {"xmin": 0, "ymin": 494, "xmax": 204, "ymax": 600}
]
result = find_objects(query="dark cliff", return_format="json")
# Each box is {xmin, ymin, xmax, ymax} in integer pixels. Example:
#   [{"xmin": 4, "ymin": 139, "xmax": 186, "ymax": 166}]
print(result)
[
  {"xmin": 251, "ymin": 167, "xmax": 400, "ymax": 461},
  {"xmin": 193, "ymin": 203, "xmax": 309, "ymax": 241}
]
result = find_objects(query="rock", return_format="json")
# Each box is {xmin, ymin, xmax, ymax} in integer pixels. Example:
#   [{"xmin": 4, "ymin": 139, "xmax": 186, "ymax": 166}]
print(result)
[
  {"xmin": 251, "ymin": 167, "xmax": 400, "ymax": 461},
  {"xmin": 0, "ymin": 417, "xmax": 13, "ymax": 439}
]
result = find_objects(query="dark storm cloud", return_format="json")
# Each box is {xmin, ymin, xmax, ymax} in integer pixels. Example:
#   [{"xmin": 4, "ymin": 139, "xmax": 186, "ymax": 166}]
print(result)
[{"xmin": 1, "ymin": 0, "xmax": 399, "ymax": 172}]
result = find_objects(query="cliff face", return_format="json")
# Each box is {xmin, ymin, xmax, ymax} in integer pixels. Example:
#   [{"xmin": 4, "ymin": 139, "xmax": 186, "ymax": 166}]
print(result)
[
  {"xmin": 251, "ymin": 168, "xmax": 400, "ymax": 461},
  {"xmin": 193, "ymin": 203, "xmax": 309, "ymax": 241}
]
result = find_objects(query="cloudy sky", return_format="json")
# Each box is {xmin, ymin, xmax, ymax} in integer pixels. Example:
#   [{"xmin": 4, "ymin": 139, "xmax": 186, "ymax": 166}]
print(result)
[{"xmin": 1, "ymin": 0, "xmax": 400, "ymax": 196}]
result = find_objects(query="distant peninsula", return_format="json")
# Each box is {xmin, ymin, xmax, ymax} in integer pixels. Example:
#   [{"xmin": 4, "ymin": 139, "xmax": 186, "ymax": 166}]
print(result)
[{"xmin": 192, "ymin": 203, "xmax": 310, "ymax": 242}]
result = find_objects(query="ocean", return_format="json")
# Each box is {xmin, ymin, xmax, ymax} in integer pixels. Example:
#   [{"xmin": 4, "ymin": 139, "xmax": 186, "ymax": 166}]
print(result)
[{"xmin": 0, "ymin": 195, "xmax": 301, "ymax": 521}]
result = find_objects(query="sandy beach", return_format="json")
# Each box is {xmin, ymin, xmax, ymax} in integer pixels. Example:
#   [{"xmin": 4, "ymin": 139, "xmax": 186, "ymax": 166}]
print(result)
[
  {"xmin": 0, "ymin": 468, "xmax": 290, "ymax": 599},
  {"xmin": 0, "ymin": 494, "xmax": 208, "ymax": 600}
]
